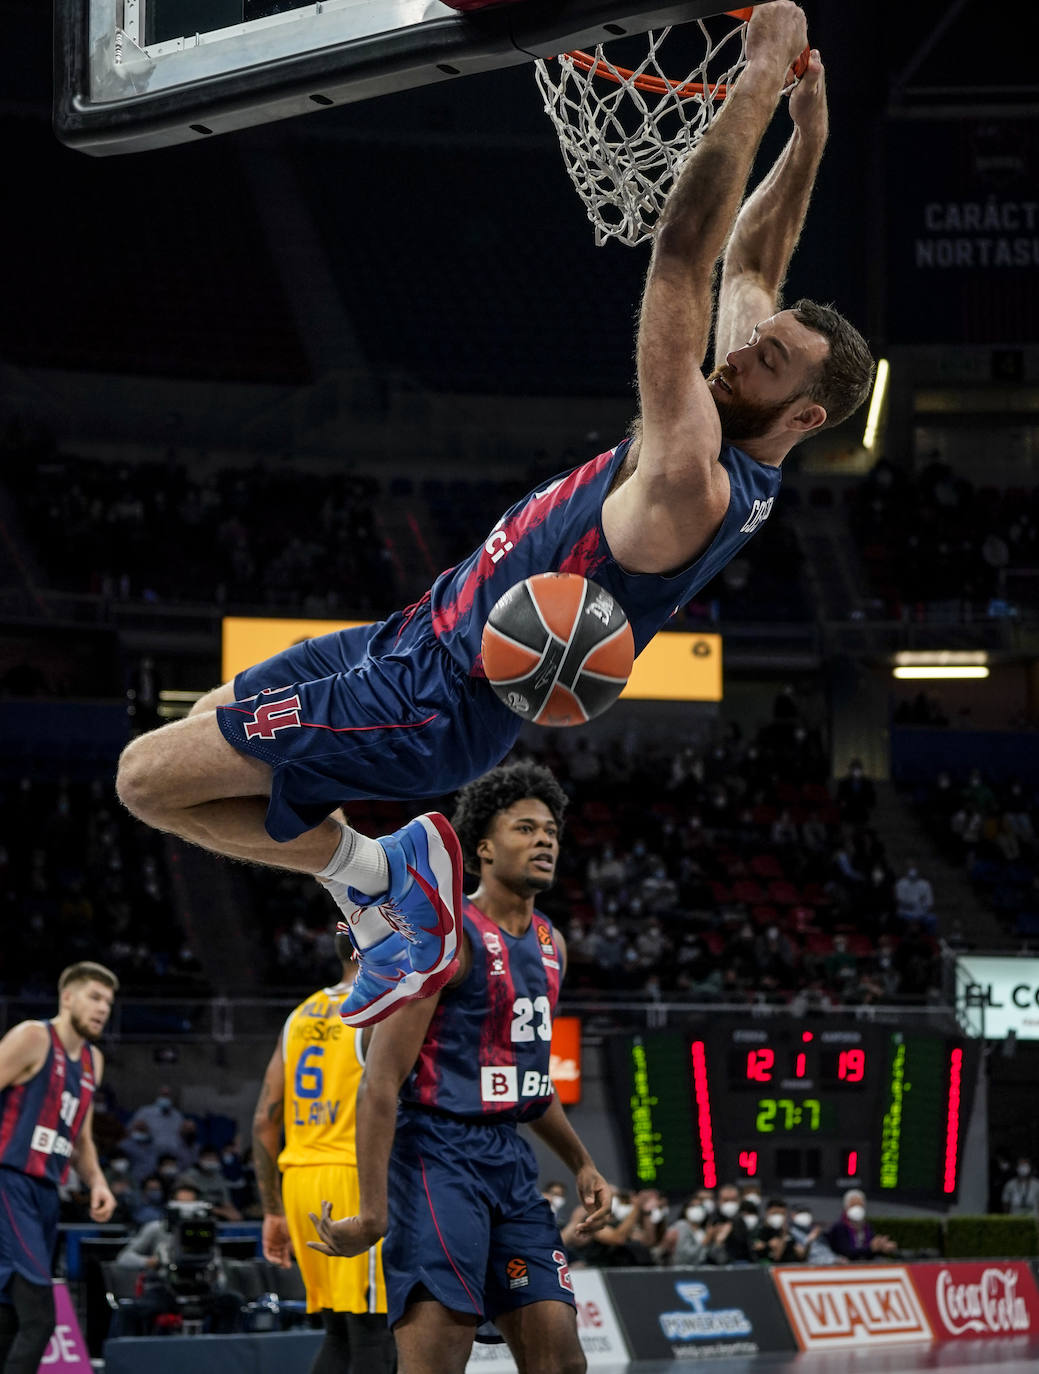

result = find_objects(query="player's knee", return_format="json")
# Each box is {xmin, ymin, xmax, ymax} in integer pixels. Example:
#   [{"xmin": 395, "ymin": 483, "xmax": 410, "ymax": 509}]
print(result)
[
  {"xmin": 115, "ymin": 732, "xmax": 168, "ymax": 821},
  {"xmin": 547, "ymin": 1354, "xmax": 585, "ymax": 1374}
]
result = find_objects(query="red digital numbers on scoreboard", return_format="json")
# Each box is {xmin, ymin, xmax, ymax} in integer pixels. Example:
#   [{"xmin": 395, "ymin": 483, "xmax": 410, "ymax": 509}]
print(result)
[
  {"xmin": 838, "ymin": 1049, "xmax": 866, "ymax": 1082},
  {"xmin": 738, "ymin": 1150, "xmax": 759, "ymax": 1176},
  {"xmin": 745, "ymin": 1049, "xmax": 774, "ymax": 1082}
]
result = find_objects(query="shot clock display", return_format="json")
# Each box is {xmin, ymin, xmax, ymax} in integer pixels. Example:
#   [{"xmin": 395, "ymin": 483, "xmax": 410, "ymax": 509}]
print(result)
[{"xmin": 609, "ymin": 1021, "xmax": 975, "ymax": 1203}]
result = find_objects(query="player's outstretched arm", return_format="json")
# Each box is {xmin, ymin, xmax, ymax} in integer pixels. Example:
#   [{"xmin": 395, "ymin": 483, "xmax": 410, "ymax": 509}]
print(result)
[
  {"xmin": 526, "ymin": 1095, "xmax": 611, "ymax": 1237},
  {"xmin": 252, "ymin": 1043, "xmax": 292, "ymax": 1268},
  {"xmin": 604, "ymin": 1, "xmax": 808, "ymax": 574},
  {"xmin": 714, "ymin": 47, "xmax": 828, "ymax": 366},
  {"xmin": 308, "ymin": 993, "xmax": 442, "ymax": 1259}
]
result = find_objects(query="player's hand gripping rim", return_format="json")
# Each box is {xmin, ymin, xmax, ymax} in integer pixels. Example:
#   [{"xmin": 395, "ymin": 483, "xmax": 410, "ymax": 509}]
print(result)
[{"xmin": 307, "ymin": 1199, "xmax": 384, "ymax": 1258}]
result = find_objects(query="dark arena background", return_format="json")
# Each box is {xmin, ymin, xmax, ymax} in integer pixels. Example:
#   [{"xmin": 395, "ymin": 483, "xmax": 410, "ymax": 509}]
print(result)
[{"xmin": 1, "ymin": 0, "xmax": 1039, "ymax": 1369}]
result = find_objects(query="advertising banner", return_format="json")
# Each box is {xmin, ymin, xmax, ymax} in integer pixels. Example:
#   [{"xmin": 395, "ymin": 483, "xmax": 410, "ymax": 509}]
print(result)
[
  {"xmin": 606, "ymin": 1267, "xmax": 796, "ymax": 1361},
  {"xmin": 38, "ymin": 1282, "xmax": 90, "ymax": 1371},
  {"xmin": 956, "ymin": 955, "xmax": 1039, "ymax": 1040},
  {"xmin": 885, "ymin": 117, "xmax": 1039, "ymax": 346},
  {"xmin": 465, "ymin": 1269, "xmax": 628, "ymax": 1370},
  {"xmin": 550, "ymin": 1016, "xmax": 582, "ymax": 1106},
  {"xmin": 772, "ymin": 1265, "xmax": 932, "ymax": 1350},
  {"xmin": 909, "ymin": 1261, "xmax": 1039, "ymax": 1341},
  {"xmin": 222, "ymin": 618, "xmax": 722, "ymax": 703}
]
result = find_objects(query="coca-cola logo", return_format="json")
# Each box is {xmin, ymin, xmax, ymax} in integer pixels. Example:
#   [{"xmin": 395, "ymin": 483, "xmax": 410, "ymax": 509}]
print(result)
[{"xmin": 936, "ymin": 1268, "xmax": 1031, "ymax": 1335}]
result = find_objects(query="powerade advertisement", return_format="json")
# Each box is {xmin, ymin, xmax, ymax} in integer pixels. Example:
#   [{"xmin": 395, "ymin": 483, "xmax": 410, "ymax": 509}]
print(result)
[{"xmin": 606, "ymin": 1268, "xmax": 796, "ymax": 1361}]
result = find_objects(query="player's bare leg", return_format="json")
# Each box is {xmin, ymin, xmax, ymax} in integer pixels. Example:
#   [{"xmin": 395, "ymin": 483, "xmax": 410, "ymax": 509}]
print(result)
[
  {"xmin": 392, "ymin": 1301, "xmax": 478, "ymax": 1374},
  {"xmin": 116, "ymin": 706, "xmax": 340, "ymax": 872},
  {"xmin": 495, "ymin": 1301, "xmax": 586, "ymax": 1374},
  {"xmin": 116, "ymin": 684, "xmax": 464, "ymax": 1024}
]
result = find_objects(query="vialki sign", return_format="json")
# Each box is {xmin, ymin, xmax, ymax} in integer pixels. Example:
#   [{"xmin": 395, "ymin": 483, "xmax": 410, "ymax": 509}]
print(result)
[{"xmin": 772, "ymin": 1266, "xmax": 932, "ymax": 1350}]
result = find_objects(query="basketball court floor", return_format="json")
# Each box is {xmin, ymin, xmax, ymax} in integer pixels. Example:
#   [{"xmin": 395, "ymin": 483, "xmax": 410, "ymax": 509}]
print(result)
[{"xmin": 596, "ymin": 1342, "xmax": 1039, "ymax": 1374}]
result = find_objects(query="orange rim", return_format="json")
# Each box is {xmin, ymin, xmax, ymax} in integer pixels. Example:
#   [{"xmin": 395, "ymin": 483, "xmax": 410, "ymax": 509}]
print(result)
[{"xmin": 560, "ymin": 9, "xmax": 808, "ymax": 100}]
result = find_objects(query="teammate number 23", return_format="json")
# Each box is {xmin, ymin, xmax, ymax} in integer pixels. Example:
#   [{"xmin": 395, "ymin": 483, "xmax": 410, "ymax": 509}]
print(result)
[{"xmin": 511, "ymin": 996, "xmax": 552, "ymax": 1043}]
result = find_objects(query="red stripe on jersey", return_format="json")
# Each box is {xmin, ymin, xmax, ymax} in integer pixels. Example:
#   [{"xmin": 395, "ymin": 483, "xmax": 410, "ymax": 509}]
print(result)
[
  {"xmin": 469, "ymin": 906, "xmax": 518, "ymax": 1086},
  {"xmin": 25, "ymin": 1026, "xmax": 65, "ymax": 1179},
  {"xmin": 63, "ymin": 1047, "xmax": 95, "ymax": 1185},
  {"xmin": 431, "ymin": 452, "xmax": 613, "ymax": 637},
  {"xmin": 557, "ymin": 526, "xmax": 608, "ymax": 580},
  {"xmin": 0, "ymin": 1083, "xmax": 27, "ymax": 1161},
  {"xmin": 411, "ymin": 1007, "xmax": 444, "ymax": 1107}
]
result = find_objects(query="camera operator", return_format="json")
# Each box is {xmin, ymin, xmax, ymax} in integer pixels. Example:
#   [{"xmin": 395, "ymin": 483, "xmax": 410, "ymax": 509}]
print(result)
[{"xmin": 114, "ymin": 1183, "xmax": 244, "ymax": 1334}]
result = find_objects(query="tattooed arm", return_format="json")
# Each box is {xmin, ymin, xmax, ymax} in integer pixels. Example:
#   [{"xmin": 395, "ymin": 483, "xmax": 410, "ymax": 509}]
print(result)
[{"xmin": 252, "ymin": 1042, "xmax": 291, "ymax": 1267}]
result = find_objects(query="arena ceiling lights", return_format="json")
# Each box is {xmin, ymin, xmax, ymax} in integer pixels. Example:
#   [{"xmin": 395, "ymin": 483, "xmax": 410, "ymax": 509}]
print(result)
[{"xmin": 892, "ymin": 651, "xmax": 990, "ymax": 681}]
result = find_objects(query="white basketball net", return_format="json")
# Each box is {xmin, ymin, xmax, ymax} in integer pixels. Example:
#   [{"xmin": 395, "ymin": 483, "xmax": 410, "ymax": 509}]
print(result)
[{"xmin": 534, "ymin": 17, "xmax": 750, "ymax": 248}]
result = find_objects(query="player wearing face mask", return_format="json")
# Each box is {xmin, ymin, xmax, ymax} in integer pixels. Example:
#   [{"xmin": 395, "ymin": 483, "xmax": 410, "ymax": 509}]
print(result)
[{"xmin": 826, "ymin": 1190, "xmax": 897, "ymax": 1261}]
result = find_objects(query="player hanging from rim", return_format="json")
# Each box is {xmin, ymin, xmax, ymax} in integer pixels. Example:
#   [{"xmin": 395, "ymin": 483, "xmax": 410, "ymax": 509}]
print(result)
[
  {"xmin": 308, "ymin": 762, "xmax": 611, "ymax": 1374},
  {"xmin": 0, "ymin": 963, "xmax": 118, "ymax": 1374},
  {"xmin": 117, "ymin": 1, "xmax": 874, "ymax": 1026},
  {"xmin": 252, "ymin": 932, "xmax": 396, "ymax": 1373}
]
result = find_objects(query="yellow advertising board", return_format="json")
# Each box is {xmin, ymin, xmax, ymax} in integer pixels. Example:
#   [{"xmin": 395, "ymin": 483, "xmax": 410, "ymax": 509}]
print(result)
[{"xmin": 222, "ymin": 618, "xmax": 722, "ymax": 703}]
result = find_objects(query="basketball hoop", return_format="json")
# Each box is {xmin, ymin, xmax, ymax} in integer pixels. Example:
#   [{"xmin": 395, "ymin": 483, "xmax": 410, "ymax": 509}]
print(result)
[{"xmin": 534, "ymin": 8, "xmax": 803, "ymax": 248}]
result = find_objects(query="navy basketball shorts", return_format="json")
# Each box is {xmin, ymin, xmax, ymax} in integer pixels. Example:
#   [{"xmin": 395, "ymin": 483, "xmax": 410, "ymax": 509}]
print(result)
[
  {"xmin": 0, "ymin": 1169, "xmax": 60, "ymax": 1295},
  {"xmin": 215, "ymin": 604, "xmax": 520, "ymax": 842},
  {"xmin": 381, "ymin": 1110, "xmax": 576, "ymax": 1329}
]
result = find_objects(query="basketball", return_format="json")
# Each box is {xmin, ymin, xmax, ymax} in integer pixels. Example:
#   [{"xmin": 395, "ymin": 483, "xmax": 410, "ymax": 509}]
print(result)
[{"xmin": 480, "ymin": 573, "xmax": 634, "ymax": 727}]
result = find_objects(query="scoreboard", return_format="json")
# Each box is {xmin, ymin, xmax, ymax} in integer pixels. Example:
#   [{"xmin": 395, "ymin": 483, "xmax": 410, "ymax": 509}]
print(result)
[{"xmin": 609, "ymin": 1022, "xmax": 976, "ymax": 1204}]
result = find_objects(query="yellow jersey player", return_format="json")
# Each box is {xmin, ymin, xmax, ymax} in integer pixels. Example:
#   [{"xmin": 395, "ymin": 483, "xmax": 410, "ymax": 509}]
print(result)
[{"xmin": 252, "ymin": 931, "xmax": 395, "ymax": 1372}]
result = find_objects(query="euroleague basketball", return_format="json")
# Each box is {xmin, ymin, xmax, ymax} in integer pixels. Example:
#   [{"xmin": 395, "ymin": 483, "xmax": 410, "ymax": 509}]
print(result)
[{"xmin": 481, "ymin": 573, "xmax": 634, "ymax": 727}]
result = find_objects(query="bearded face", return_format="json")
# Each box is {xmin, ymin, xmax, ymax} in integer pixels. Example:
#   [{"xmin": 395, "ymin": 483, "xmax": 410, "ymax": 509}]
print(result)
[{"xmin": 706, "ymin": 364, "xmax": 801, "ymax": 442}]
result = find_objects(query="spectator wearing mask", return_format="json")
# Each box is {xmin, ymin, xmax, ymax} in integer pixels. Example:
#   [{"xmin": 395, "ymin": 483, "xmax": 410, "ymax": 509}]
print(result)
[
  {"xmin": 824, "ymin": 934, "xmax": 858, "ymax": 991},
  {"xmin": 107, "ymin": 1174, "xmax": 139, "ymax": 1229},
  {"xmin": 121, "ymin": 1124, "xmax": 159, "ymax": 1184},
  {"xmin": 661, "ymin": 1196, "xmax": 710, "ymax": 1266},
  {"xmin": 827, "ymin": 1190, "xmax": 897, "ymax": 1261},
  {"xmin": 1002, "ymin": 1157, "xmax": 1039, "ymax": 1216},
  {"xmin": 216, "ymin": 1137, "xmax": 252, "ymax": 1213},
  {"xmin": 704, "ymin": 1183, "xmax": 752, "ymax": 1265},
  {"xmin": 178, "ymin": 1147, "xmax": 242, "ymax": 1221},
  {"xmin": 753, "ymin": 1200, "xmax": 797, "ymax": 1264},
  {"xmin": 541, "ymin": 1180, "xmax": 568, "ymax": 1221},
  {"xmin": 894, "ymin": 862, "xmax": 936, "ymax": 933},
  {"xmin": 837, "ymin": 760, "xmax": 876, "ymax": 826},
  {"xmin": 694, "ymin": 1188, "xmax": 717, "ymax": 1221},
  {"xmin": 156, "ymin": 1153, "xmax": 182, "ymax": 1192},
  {"xmin": 788, "ymin": 1207, "xmax": 841, "ymax": 1264},
  {"xmin": 128, "ymin": 1088, "xmax": 184, "ymax": 1157},
  {"xmin": 134, "ymin": 1175, "xmax": 168, "ymax": 1225}
]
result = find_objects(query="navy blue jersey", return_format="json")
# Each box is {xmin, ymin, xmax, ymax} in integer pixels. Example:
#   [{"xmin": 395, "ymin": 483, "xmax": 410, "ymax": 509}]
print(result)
[
  {"xmin": 400, "ymin": 900, "xmax": 561, "ymax": 1123},
  {"xmin": 430, "ymin": 437, "xmax": 781, "ymax": 668},
  {"xmin": 0, "ymin": 1024, "xmax": 95, "ymax": 1187}
]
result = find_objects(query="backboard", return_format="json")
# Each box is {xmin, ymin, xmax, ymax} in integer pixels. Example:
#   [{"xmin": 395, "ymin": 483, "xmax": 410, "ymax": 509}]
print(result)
[{"xmin": 55, "ymin": 0, "xmax": 763, "ymax": 155}]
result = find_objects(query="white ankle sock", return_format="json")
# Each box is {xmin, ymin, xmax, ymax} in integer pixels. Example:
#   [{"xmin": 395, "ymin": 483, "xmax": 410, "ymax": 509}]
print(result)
[{"xmin": 317, "ymin": 822, "xmax": 390, "ymax": 897}]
